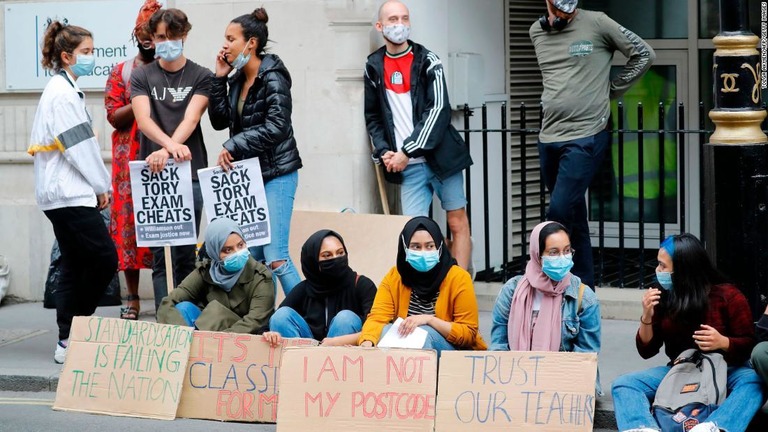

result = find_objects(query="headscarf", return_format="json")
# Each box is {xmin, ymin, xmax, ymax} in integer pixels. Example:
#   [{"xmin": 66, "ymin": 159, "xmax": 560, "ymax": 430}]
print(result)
[
  {"xmin": 205, "ymin": 218, "xmax": 248, "ymax": 292},
  {"xmin": 508, "ymin": 221, "xmax": 571, "ymax": 351},
  {"xmin": 301, "ymin": 229, "xmax": 356, "ymax": 298},
  {"xmin": 396, "ymin": 216, "xmax": 455, "ymax": 298},
  {"xmin": 133, "ymin": 0, "xmax": 162, "ymax": 38}
]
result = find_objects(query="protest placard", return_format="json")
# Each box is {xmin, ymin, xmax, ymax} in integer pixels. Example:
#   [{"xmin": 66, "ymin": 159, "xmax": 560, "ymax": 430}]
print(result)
[
  {"xmin": 277, "ymin": 347, "xmax": 438, "ymax": 432},
  {"xmin": 129, "ymin": 160, "xmax": 197, "ymax": 247},
  {"xmin": 176, "ymin": 331, "xmax": 317, "ymax": 422},
  {"xmin": 289, "ymin": 211, "xmax": 411, "ymax": 286},
  {"xmin": 198, "ymin": 158, "xmax": 271, "ymax": 247},
  {"xmin": 53, "ymin": 316, "xmax": 193, "ymax": 420},
  {"xmin": 434, "ymin": 351, "xmax": 598, "ymax": 431}
]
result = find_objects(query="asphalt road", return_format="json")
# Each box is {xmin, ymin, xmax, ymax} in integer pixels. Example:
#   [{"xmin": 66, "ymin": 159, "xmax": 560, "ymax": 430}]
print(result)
[{"xmin": 0, "ymin": 391, "xmax": 619, "ymax": 432}]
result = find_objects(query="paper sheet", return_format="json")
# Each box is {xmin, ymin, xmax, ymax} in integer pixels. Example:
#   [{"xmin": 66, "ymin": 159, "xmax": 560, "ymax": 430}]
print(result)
[{"xmin": 377, "ymin": 317, "xmax": 429, "ymax": 349}]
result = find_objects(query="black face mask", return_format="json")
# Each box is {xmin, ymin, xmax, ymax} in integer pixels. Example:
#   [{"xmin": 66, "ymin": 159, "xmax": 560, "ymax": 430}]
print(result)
[
  {"xmin": 137, "ymin": 44, "xmax": 156, "ymax": 61},
  {"xmin": 318, "ymin": 255, "xmax": 349, "ymax": 280}
]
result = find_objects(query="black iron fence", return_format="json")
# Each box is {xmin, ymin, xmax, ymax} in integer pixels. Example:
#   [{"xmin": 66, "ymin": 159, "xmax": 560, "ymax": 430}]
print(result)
[{"xmin": 458, "ymin": 101, "xmax": 729, "ymax": 288}]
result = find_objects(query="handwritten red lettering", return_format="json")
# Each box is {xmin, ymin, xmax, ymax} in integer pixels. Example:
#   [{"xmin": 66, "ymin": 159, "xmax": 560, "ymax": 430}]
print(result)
[
  {"xmin": 211, "ymin": 333, "xmax": 231, "ymax": 362},
  {"xmin": 189, "ymin": 332, "xmax": 212, "ymax": 362},
  {"xmin": 386, "ymin": 355, "xmax": 430, "ymax": 385},
  {"xmin": 258, "ymin": 393, "xmax": 278, "ymax": 421},
  {"xmin": 351, "ymin": 391, "xmax": 433, "ymax": 420},
  {"xmin": 231, "ymin": 335, "xmax": 249, "ymax": 362},
  {"xmin": 317, "ymin": 356, "xmax": 339, "ymax": 382}
]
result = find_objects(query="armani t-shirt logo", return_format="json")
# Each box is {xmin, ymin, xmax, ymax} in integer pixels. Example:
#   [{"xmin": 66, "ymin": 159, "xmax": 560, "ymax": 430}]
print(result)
[{"xmin": 151, "ymin": 86, "xmax": 193, "ymax": 102}]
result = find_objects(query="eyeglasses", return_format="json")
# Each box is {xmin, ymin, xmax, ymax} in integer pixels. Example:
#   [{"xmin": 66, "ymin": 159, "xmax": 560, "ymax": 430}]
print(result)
[{"xmin": 544, "ymin": 248, "xmax": 574, "ymax": 257}]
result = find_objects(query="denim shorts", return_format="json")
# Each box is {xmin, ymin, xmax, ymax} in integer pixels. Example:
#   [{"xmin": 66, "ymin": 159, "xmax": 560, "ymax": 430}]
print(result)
[{"xmin": 400, "ymin": 162, "xmax": 467, "ymax": 216}]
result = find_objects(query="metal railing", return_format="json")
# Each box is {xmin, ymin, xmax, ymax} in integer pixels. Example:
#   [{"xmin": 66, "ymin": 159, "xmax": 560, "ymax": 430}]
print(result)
[{"xmin": 457, "ymin": 101, "xmax": 733, "ymax": 288}]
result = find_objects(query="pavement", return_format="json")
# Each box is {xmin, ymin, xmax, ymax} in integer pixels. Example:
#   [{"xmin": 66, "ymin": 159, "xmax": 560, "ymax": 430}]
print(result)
[{"xmin": 0, "ymin": 287, "xmax": 669, "ymax": 430}]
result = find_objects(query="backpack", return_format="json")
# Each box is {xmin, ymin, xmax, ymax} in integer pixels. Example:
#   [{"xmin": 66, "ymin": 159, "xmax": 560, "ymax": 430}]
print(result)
[{"xmin": 652, "ymin": 348, "xmax": 727, "ymax": 432}]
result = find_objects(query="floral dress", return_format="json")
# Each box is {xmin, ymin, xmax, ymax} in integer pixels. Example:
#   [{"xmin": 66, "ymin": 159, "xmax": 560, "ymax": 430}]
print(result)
[{"xmin": 105, "ymin": 59, "xmax": 153, "ymax": 271}]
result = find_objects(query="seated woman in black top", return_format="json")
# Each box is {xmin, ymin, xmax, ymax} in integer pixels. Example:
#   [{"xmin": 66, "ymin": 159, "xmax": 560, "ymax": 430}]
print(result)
[{"xmin": 263, "ymin": 230, "xmax": 377, "ymax": 346}]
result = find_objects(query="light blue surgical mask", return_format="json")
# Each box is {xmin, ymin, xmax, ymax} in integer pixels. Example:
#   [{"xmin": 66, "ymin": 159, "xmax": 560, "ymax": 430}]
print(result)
[
  {"xmin": 230, "ymin": 51, "xmax": 251, "ymax": 70},
  {"xmin": 69, "ymin": 54, "xmax": 95, "ymax": 77},
  {"xmin": 656, "ymin": 271, "xmax": 673, "ymax": 291},
  {"xmin": 155, "ymin": 39, "xmax": 184, "ymax": 62},
  {"xmin": 222, "ymin": 248, "xmax": 249, "ymax": 272},
  {"xmin": 405, "ymin": 247, "xmax": 441, "ymax": 273},
  {"xmin": 541, "ymin": 254, "xmax": 574, "ymax": 281}
]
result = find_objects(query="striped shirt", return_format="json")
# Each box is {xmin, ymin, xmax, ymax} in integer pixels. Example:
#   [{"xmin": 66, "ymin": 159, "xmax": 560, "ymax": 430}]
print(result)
[{"xmin": 407, "ymin": 291, "xmax": 439, "ymax": 316}]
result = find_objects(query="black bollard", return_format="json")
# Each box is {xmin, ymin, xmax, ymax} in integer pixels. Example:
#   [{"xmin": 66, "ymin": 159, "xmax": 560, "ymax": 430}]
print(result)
[{"xmin": 704, "ymin": 0, "xmax": 768, "ymax": 319}]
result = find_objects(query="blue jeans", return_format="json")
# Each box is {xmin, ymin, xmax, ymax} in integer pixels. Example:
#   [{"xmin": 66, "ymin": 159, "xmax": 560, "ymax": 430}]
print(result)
[
  {"xmin": 249, "ymin": 171, "xmax": 301, "ymax": 295},
  {"xmin": 400, "ymin": 163, "xmax": 467, "ymax": 216},
  {"xmin": 175, "ymin": 301, "xmax": 202, "ymax": 327},
  {"xmin": 380, "ymin": 323, "xmax": 456, "ymax": 355},
  {"xmin": 152, "ymin": 180, "xmax": 203, "ymax": 312},
  {"xmin": 538, "ymin": 131, "xmax": 609, "ymax": 288},
  {"xmin": 269, "ymin": 307, "xmax": 362, "ymax": 339},
  {"xmin": 612, "ymin": 364, "xmax": 766, "ymax": 431}
]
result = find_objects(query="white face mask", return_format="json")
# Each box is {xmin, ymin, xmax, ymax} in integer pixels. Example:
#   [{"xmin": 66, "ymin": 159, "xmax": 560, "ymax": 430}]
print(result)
[{"xmin": 382, "ymin": 24, "xmax": 410, "ymax": 45}]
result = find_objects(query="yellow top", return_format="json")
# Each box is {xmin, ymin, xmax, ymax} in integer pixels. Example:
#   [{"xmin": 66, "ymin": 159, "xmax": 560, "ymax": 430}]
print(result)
[{"xmin": 359, "ymin": 265, "xmax": 487, "ymax": 350}]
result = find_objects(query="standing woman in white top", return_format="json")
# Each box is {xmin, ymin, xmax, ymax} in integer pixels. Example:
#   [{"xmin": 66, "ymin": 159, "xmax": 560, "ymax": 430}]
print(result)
[{"xmin": 28, "ymin": 21, "xmax": 118, "ymax": 364}]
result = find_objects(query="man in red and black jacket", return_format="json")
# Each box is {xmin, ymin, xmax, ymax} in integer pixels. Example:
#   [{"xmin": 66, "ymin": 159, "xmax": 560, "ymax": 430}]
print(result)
[{"xmin": 364, "ymin": 0, "xmax": 473, "ymax": 271}]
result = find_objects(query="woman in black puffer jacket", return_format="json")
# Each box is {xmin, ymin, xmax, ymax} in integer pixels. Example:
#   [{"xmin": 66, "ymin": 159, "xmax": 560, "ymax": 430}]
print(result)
[{"xmin": 209, "ymin": 7, "xmax": 302, "ymax": 296}]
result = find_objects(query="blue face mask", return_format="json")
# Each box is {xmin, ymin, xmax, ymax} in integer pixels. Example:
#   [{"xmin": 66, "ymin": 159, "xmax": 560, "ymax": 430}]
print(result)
[
  {"xmin": 656, "ymin": 271, "xmax": 673, "ymax": 291},
  {"xmin": 222, "ymin": 248, "xmax": 249, "ymax": 272},
  {"xmin": 70, "ymin": 54, "xmax": 95, "ymax": 77},
  {"xmin": 230, "ymin": 50, "xmax": 251, "ymax": 70},
  {"xmin": 541, "ymin": 254, "xmax": 574, "ymax": 281},
  {"xmin": 405, "ymin": 247, "xmax": 441, "ymax": 273},
  {"xmin": 155, "ymin": 39, "xmax": 184, "ymax": 62}
]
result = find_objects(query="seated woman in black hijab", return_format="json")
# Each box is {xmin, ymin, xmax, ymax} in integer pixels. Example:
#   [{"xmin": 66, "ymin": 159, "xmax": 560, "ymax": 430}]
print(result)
[{"xmin": 263, "ymin": 230, "xmax": 377, "ymax": 346}]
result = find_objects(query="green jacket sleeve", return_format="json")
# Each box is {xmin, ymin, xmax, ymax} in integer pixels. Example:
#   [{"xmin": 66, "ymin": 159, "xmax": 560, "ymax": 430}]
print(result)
[
  {"xmin": 599, "ymin": 13, "xmax": 656, "ymax": 99},
  {"xmin": 157, "ymin": 268, "xmax": 207, "ymax": 326},
  {"xmin": 224, "ymin": 270, "xmax": 275, "ymax": 334}
]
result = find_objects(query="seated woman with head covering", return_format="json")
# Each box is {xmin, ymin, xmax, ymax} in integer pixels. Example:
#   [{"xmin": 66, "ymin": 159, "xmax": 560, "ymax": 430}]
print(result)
[
  {"xmin": 359, "ymin": 216, "xmax": 486, "ymax": 353},
  {"xmin": 490, "ymin": 221, "xmax": 601, "ymax": 391},
  {"xmin": 157, "ymin": 218, "xmax": 275, "ymax": 333},
  {"xmin": 263, "ymin": 230, "xmax": 377, "ymax": 346}
]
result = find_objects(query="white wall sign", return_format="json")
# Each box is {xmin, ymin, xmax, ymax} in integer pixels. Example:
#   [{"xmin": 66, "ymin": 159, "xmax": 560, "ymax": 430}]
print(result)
[{"xmin": 4, "ymin": 0, "xmax": 139, "ymax": 91}]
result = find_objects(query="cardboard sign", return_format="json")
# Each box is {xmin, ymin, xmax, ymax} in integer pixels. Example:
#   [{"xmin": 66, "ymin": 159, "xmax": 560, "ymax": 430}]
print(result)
[
  {"xmin": 176, "ymin": 331, "xmax": 317, "ymax": 423},
  {"xmin": 289, "ymin": 211, "xmax": 412, "ymax": 286},
  {"xmin": 277, "ymin": 347, "xmax": 438, "ymax": 432},
  {"xmin": 53, "ymin": 317, "xmax": 193, "ymax": 420},
  {"xmin": 129, "ymin": 160, "xmax": 197, "ymax": 247},
  {"xmin": 435, "ymin": 351, "xmax": 598, "ymax": 431},
  {"xmin": 198, "ymin": 158, "xmax": 271, "ymax": 247}
]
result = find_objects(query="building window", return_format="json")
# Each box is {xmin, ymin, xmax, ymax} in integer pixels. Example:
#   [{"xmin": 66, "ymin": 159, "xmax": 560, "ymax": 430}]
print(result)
[
  {"xmin": 698, "ymin": 0, "xmax": 762, "ymax": 38},
  {"xmin": 581, "ymin": 0, "xmax": 688, "ymax": 39}
]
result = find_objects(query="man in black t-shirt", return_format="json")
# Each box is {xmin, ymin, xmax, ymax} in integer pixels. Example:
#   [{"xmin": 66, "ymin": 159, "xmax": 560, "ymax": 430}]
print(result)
[{"xmin": 131, "ymin": 7, "xmax": 212, "ymax": 313}]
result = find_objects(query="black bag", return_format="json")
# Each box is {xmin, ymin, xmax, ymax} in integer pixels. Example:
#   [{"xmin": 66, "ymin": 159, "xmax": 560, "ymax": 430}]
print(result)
[
  {"xmin": 652, "ymin": 349, "xmax": 727, "ymax": 431},
  {"xmin": 44, "ymin": 209, "xmax": 120, "ymax": 309}
]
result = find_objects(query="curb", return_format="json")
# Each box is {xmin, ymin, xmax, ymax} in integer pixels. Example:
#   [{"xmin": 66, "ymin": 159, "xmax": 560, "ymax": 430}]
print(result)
[
  {"xmin": 0, "ymin": 373, "xmax": 58, "ymax": 392},
  {"xmin": 0, "ymin": 371, "xmax": 619, "ymax": 429}
]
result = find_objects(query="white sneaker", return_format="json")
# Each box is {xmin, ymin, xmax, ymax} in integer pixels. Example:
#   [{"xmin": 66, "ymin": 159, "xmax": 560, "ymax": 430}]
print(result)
[
  {"xmin": 688, "ymin": 422, "xmax": 721, "ymax": 432},
  {"xmin": 54, "ymin": 340, "xmax": 67, "ymax": 364}
]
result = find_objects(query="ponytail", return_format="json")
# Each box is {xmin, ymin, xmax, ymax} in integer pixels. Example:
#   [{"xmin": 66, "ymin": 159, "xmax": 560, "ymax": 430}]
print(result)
[{"xmin": 41, "ymin": 20, "xmax": 92, "ymax": 71}]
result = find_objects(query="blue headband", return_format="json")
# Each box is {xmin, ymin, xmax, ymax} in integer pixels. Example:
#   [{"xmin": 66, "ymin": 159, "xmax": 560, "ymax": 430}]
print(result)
[{"xmin": 660, "ymin": 235, "xmax": 675, "ymax": 259}]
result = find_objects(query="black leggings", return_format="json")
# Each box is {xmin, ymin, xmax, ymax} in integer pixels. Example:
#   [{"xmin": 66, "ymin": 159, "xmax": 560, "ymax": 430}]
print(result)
[{"xmin": 44, "ymin": 206, "xmax": 117, "ymax": 340}]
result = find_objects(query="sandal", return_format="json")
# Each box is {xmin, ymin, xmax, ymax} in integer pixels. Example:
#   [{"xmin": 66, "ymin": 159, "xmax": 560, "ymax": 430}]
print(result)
[{"xmin": 120, "ymin": 294, "xmax": 140, "ymax": 320}]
